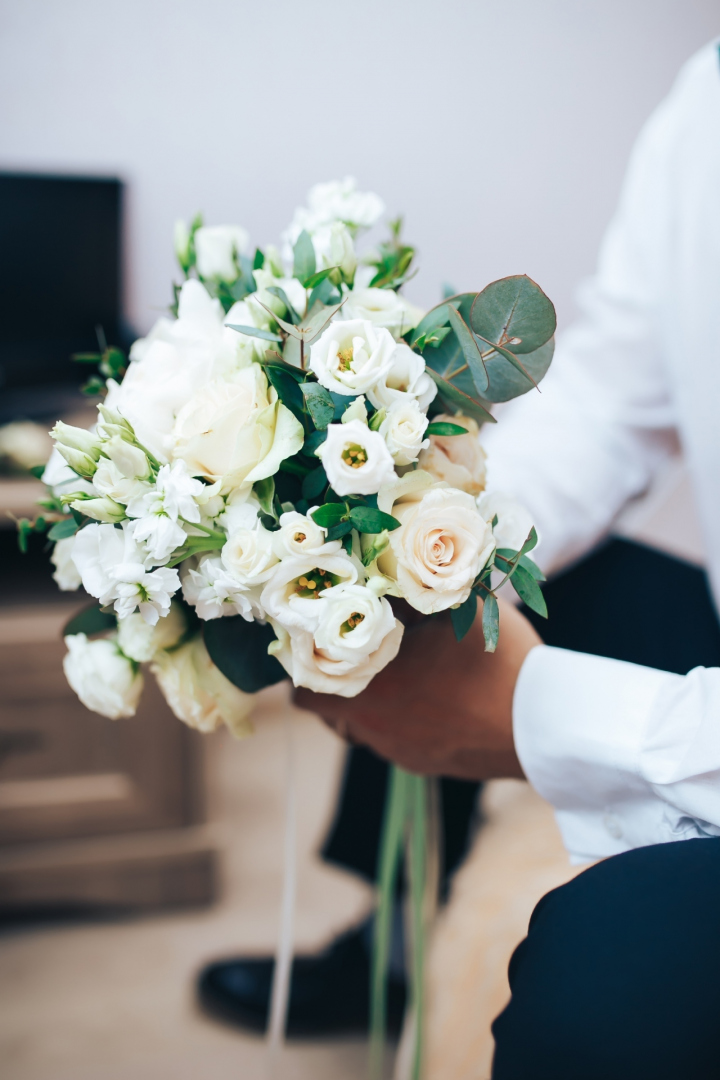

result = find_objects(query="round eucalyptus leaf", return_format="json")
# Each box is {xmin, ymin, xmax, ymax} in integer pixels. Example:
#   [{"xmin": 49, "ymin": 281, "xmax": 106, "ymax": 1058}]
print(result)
[
  {"xmin": 470, "ymin": 276, "xmax": 556, "ymax": 355},
  {"xmin": 481, "ymin": 337, "xmax": 555, "ymax": 403}
]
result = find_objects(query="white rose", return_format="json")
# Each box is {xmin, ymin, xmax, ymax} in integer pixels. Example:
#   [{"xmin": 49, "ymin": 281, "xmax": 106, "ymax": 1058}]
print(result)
[
  {"xmin": 343, "ymin": 288, "xmax": 424, "ymax": 339},
  {"xmin": 315, "ymin": 419, "xmax": 396, "ymax": 497},
  {"xmin": 63, "ymin": 633, "xmax": 144, "ymax": 719},
  {"xmin": 182, "ymin": 555, "xmax": 257, "ymax": 622},
  {"xmin": 117, "ymin": 601, "xmax": 187, "ymax": 662},
  {"xmin": 418, "ymin": 414, "xmax": 487, "ymax": 496},
  {"xmin": 367, "ymin": 343, "xmax": 437, "ymax": 412},
  {"xmin": 478, "ymin": 491, "xmax": 535, "ymax": 551},
  {"xmin": 377, "ymin": 479, "xmax": 495, "ymax": 614},
  {"xmin": 222, "ymin": 523, "xmax": 278, "ymax": 586},
  {"xmin": 261, "ymin": 553, "xmax": 359, "ymax": 633},
  {"xmin": 194, "ymin": 224, "xmax": 249, "ymax": 282},
  {"xmin": 379, "ymin": 399, "xmax": 429, "ymax": 466},
  {"xmin": 172, "ymin": 367, "xmax": 303, "ymax": 490},
  {"xmin": 271, "ymin": 510, "xmax": 342, "ymax": 559},
  {"xmin": 108, "ymin": 280, "xmax": 254, "ymax": 462},
  {"xmin": 309, "ymin": 319, "xmax": 396, "ymax": 397},
  {"xmin": 268, "ymin": 587, "xmax": 403, "ymax": 698},
  {"xmin": 151, "ymin": 634, "xmax": 255, "ymax": 738},
  {"xmin": 51, "ymin": 536, "xmax": 82, "ymax": 591},
  {"xmin": 312, "ymin": 222, "xmax": 357, "ymax": 283}
]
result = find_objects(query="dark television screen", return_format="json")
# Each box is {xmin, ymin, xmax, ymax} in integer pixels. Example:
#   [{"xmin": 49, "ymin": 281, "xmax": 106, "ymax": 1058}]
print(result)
[{"xmin": 0, "ymin": 173, "xmax": 122, "ymax": 396}]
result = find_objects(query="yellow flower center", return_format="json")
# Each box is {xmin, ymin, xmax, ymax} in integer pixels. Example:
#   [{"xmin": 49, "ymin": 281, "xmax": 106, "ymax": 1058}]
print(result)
[
  {"xmin": 341, "ymin": 612, "xmax": 365, "ymax": 635},
  {"xmin": 293, "ymin": 532, "xmax": 307, "ymax": 544},
  {"xmin": 337, "ymin": 347, "xmax": 354, "ymax": 372},
  {"xmin": 293, "ymin": 567, "xmax": 341, "ymax": 599},
  {"xmin": 342, "ymin": 443, "xmax": 368, "ymax": 469}
]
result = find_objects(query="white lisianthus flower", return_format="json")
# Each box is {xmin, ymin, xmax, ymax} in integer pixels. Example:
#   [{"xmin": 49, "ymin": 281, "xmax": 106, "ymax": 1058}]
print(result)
[
  {"xmin": 367, "ymin": 343, "xmax": 437, "ymax": 412},
  {"xmin": 379, "ymin": 399, "xmax": 429, "ymax": 466},
  {"xmin": 107, "ymin": 280, "xmax": 255, "ymax": 462},
  {"xmin": 418, "ymin": 414, "xmax": 487, "ymax": 496},
  {"xmin": 342, "ymin": 288, "xmax": 424, "ymax": 339},
  {"xmin": 117, "ymin": 601, "xmax": 187, "ymax": 662},
  {"xmin": 194, "ymin": 224, "xmax": 249, "ymax": 282},
  {"xmin": 63, "ymin": 633, "xmax": 144, "ymax": 719},
  {"xmin": 172, "ymin": 367, "xmax": 304, "ymax": 490},
  {"xmin": 182, "ymin": 555, "xmax": 256, "ymax": 622},
  {"xmin": 309, "ymin": 319, "xmax": 396, "ymax": 397},
  {"xmin": 315, "ymin": 419, "xmax": 396, "ymax": 497},
  {"xmin": 222, "ymin": 523, "xmax": 278, "ymax": 587},
  {"xmin": 311, "ymin": 222, "xmax": 357, "ymax": 283},
  {"xmin": 271, "ymin": 510, "xmax": 342, "ymax": 559},
  {"xmin": 151, "ymin": 634, "xmax": 255, "ymax": 738},
  {"xmin": 377, "ymin": 477, "xmax": 495, "ymax": 614},
  {"xmin": 51, "ymin": 535, "xmax": 82, "ymax": 591},
  {"xmin": 261, "ymin": 553, "xmax": 359, "ymax": 633},
  {"xmin": 268, "ymin": 587, "xmax": 403, "ymax": 697},
  {"xmin": 478, "ymin": 491, "xmax": 535, "ymax": 551}
]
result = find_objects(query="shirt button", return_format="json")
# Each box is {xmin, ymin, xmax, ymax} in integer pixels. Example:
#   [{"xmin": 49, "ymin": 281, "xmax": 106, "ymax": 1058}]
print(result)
[{"xmin": 604, "ymin": 813, "xmax": 623, "ymax": 839}]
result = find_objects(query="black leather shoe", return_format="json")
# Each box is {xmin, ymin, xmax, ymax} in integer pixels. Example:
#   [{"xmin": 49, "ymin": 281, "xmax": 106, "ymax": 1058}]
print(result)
[{"xmin": 197, "ymin": 923, "xmax": 406, "ymax": 1037}]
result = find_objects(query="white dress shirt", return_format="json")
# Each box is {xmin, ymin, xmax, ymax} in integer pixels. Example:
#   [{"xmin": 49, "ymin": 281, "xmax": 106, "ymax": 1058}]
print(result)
[{"xmin": 481, "ymin": 40, "xmax": 720, "ymax": 862}]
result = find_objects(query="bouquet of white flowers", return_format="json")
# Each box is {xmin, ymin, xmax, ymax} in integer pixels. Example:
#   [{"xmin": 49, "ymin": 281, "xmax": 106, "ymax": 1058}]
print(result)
[{"xmin": 20, "ymin": 177, "xmax": 555, "ymax": 1076}]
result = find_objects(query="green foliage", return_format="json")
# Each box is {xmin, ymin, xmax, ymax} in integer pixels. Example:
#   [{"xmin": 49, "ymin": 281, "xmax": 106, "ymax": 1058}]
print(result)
[
  {"xmin": 349, "ymin": 506, "xmax": 401, "ymax": 534},
  {"xmin": 293, "ymin": 229, "xmax": 317, "ymax": 284},
  {"xmin": 253, "ymin": 476, "xmax": 275, "ymax": 517},
  {"xmin": 450, "ymin": 591, "xmax": 477, "ymax": 642},
  {"xmin": 301, "ymin": 464, "xmax": 328, "ymax": 501},
  {"xmin": 266, "ymin": 366, "xmax": 305, "ymax": 423},
  {"xmin": 267, "ymin": 286, "xmax": 302, "ymax": 325},
  {"xmin": 253, "ymin": 247, "xmax": 265, "ymax": 270},
  {"xmin": 47, "ymin": 518, "xmax": 79, "ymax": 541},
  {"xmin": 481, "ymin": 591, "xmax": 500, "ymax": 652},
  {"xmin": 63, "ymin": 602, "xmax": 117, "ymax": 637},
  {"xmin": 446, "ymin": 306, "xmax": 489, "ymax": 395},
  {"xmin": 204, "ymin": 616, "xmax": 286, "ymax": 694},
  {"xmin": 326, "ymin": 520, "xmax": 353, "ymax": 541},
  {"xmin": 302, "ymin": 428, "xmax": 327, "ymax": 457},
  {"xmin": 367, "ymin": 218, "xmax": 416, "ymax": 289},
  {"xmin": 481, "ymin": 338, "xmax": 555, "ymax": 403},
  {"xmin": 227, "ymin": 323, "xmax": 282, "ymax": 343},
  {"xmin": 510, "ymin": 564, "xmax": 547, "ymax": 617},
  {"xmin": 426, "ymin": 370, "xmax": 496, "ymax": 426},
  {"xmin": 425, "ymin": 421, "xmax": 468, "ymax": 437},
  {"xmin": 303, "ymin": 266, "xmax": 339, "ymax": 290},
  {"xmin": 470, "ymin": 275, "xmax": 556, "ymax": 356},
  {"xmin": 300, "ymin": 382, "xmax": 335, "ymax": 430},
  {"xmin": 310, "ymin": 503, "xmax": 347, "ymax": 528}
]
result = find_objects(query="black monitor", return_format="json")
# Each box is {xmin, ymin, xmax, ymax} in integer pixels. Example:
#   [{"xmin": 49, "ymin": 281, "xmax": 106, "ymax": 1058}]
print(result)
[{"xmin": 0, "ymin": 172, "xmax": 124, "ymax": 419}]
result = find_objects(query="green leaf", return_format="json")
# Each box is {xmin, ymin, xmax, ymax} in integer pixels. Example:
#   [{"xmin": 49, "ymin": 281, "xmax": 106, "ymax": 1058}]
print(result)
[
  {"xmin": 226, "ymin": 323, "xmax": 282, "ymax": 343},
  {"xmin": 510, "ymin": 564, "xmax": 548, "ymax": 617},
  {"xmin": 426, "ymin": 370, "xmax": 496, "ymax": 426},
  {"xmin": 63, "ymin": 602, "xmax": 117, "ymax": 637},
  {"xmin": 451, "ymin": 591, "xmax": 477, "ymax": 642},
  {"xmin": 495, "ymin": 548, "xmax": 545, "ymax": 581},
  {"xmin": 481, "ymin": 592, "xmax": 500, "ymax": 652},
  {"xmin": 307, "ymin": 276, "xmax": 341, "ymax": 311},
  {"xmin": 29, "ymin": 464, "xmax": 46, "ymax": 480},
  {"xmin": 326, "ymin": 520, "xmax": 353, "ymax": 541},
  {"xmin": 300, "ymin": 382, "xmax": 335, "ymax": 430},
  {"xmin": 48, "ymin": 518, "xmax": 80, "ymax": 541},
  {"xmin": 303, "ymin": 266, "xmax": 338, "ymax": 290},
  {"xmin": 481, "ymin": 338, "xmax": 555, "ymax": 403},
  {"xmin": 72, "ymin": 351, "xmax": 102, "ymax": 363},
  {"xmin": 204, "ymin": 617, "xmax": 287, "ymax": 693},
  {"xmin": 311, "ymin": 503, "xmax": 348, "ymax": 528},
  {"xmin": 302, "ymin": 464, "xmax": 328, "ymax": 501},
  {"xmin": 253, "ymin": 476, "xmax": 275, "ymax": 517},
  {"xmin": 472, "ymin": 330, "xmax": 539, "ymax": 389},
  {"xmin": 293, "ymin": 229, "xmax": 316, "ymax": 283},
  {"xmin": 266, "ymin": 366, "xmax": 305, "ymax": 421},
  {"xmin": 253, "ymin": 247, "xmax": 265, "ymax": 270},
  {"xmin": 520, "ymin": 526, "xmax": 539, "ymax": 556},
  {"xmin": 349, "ymin": 506, "xmax": 401, "ymax": 534},
  {"xmin": 341, "ymin": 531, "xmax": 353, "ymax": 555},
  {"xmin": 303, "ymin": 429, "xmax": 327, "ymax": 456},
  {"xmin": 470, "ymin": 275, "xmax": 556, "ymax": 355},
  {"xmin": 267, "ymin": 286, "xmax": 301, "ymax": 325},
  {"xmin": 425, "ymin": 421, "xmax": 468, "ymax": 437},
  {"xmin": 446, "ymin": 306, "xmax": 489, "ymax": 394},
  {"xmin": 299, "ymin": 296, "xmax": 347, "ymax": 343}
]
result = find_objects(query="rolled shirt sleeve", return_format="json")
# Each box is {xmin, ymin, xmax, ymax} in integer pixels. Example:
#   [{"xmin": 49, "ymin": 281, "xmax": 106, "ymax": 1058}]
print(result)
[{"xmin": 514, "ymin": 645, "xmax": 720, "ymax": 862}]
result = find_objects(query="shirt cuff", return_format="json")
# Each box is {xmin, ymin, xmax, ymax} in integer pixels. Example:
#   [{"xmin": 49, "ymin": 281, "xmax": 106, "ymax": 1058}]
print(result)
[{"xmin": 513, "ymin": 645, "xmax": 681, "ymax": 861}]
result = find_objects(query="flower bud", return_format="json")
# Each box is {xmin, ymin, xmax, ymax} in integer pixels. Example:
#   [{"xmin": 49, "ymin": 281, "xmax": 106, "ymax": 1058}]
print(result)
[
  {"xmin": 51, "ymin": 421, "xmax": 102, "ymax": 459},
  {"xmin": 55, "ymin": 443, "xmax": 99, "ymax": 477},
  {"xmin": 174, "ymin": 219, "xmax": 192, "ymax": 272},
  {"xmin": 102, "ymin": 435, "xmax": 151, "ymax": 480},
  {"xmin": 70, "ymin": 495, "xmax": 126, "ymax": 523}
]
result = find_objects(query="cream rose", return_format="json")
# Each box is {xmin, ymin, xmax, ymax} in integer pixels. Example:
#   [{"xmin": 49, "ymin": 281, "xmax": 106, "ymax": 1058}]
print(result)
[
  {"xmin": 172, "ymin": 366, "xmax": 303, "ymax": 489},
  {"xmin": 417, "ymin": 414, "xmax": 487, "ymax": 496},
  {"xmin": 343, "ymin": 288, "xmax": 424, "ymax": 339},
  {"xmin": 379, "ymin": 398, "xmax": 429, "ymax": 466},
  {"xmin": 377, "ymin": 480, "xmax": 495, "ymax": 614},
  {"xmin": 63, "ymin": 633, "xmax": 144, "ymax": 719},
  {"xmin": 315, "ymin": 418, "xmax": 396, "ymax": 497},
  {"xmin": 151, "ymin": 634, "xmax": 255, "ymax": 738},
  {"xmin": 367, "ymin": 343, "xmax": 437, "ymax": 412},
  {"xmin": 478, "ymin": 491, "xmax": 535, "ymax": 551},
  {"xmin": 309, "ymin": 319, "xmax": 396, "ymax": 397}
]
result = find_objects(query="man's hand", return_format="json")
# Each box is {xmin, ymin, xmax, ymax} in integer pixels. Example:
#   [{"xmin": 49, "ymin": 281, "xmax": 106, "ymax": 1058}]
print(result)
[{"xmin": 293, "ymin": 598, "xmax": 542, "ymax": 780}]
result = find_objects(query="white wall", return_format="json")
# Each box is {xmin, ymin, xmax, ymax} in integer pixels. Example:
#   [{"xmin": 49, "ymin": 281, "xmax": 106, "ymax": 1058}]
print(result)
[{"xmin": 0, "ymin": 0, "xmax": 717, "ymax": 337}]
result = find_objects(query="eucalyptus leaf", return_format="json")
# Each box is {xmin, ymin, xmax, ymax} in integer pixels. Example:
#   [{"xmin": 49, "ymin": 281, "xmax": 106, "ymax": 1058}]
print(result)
[
  {"xmin": 302, "ymin": 464, "xmax": 328, "ymax": 501},
  {"xmin": 473, "ymin": 330, "xmax": 538, "ymax": 388},
  {"xmin": 266, "ymin": 366, "xmax": 305, "ymax": 421},
  {"xmin": 204, "ymin": 616, "xmax": 286, "ymax": 693},
  {"xmin": 425, "ymin": 422, "xmax": 468, "ymax": 437},
  {"xmin": 481, "ymin": 338, "xmax": 554, "ymax": 403},
  {"xmin": 48, "ymin": 518, "xmax": 80, "ymax": 541},
  {"xmin": 446, "ymin": 306, "xmax": 489, "ymax": 394},
  {"xmin": 300, "ymin": 296, "xmax": 347, "ymax": 343},
  {"xmin": 262, "ymin": 351, "xmax": 305, "ymax": 379},
  {"xmin": 293, "ymin": 229, "xmax": 316, "ymax": 283},
  {"xmin": 450, "ymin": 591, "xmax": 477, "ymax": 642},
  {"xmin": 253, "ymin": 300, "xmax": 302, "ymax": 339},
  {"xmin": 63, "ymin": 602, "xmax": 117, "ymax": 637},
  {"xmin": 303, "ymin": 266, "xmax": 338, "ymax": 289},
  {"xmin": 227, "ymin": 323, "xmax": 282, "ymax": 343},
  {"xmin": 326, "ymin": 520, "xmax": 354, "ymax": 541},
  {"xmin": 267, "ymin": 286, "xmax": 301, "ymax": 325},
  {"xmin": 308, "ymin": 277, "xmax": 341, "ymax": 311},
  {"xmin": 470, "ymin": 275, "xmax": 556, "ymax": 355},
  {"xmin": 510, "ymin": 564, "xmax": 548, "ymax": 617},
  {"xmin": 303, "ymin": 428, "xmax": 327, "ymax": 456},
  {"xmin": 481, "ymin": 592, "xmax": 500, "ymax": 652},
  {"xmin": 300, "ymin": 382, "xmax": 335, "ymax": 430},
  {"xmin": 349, "ymin": 507, "xmax": 401, "ymax": 534},
  {"xmin": 426, "ymin": 370, "xmax": 496, "ymax": 425}
]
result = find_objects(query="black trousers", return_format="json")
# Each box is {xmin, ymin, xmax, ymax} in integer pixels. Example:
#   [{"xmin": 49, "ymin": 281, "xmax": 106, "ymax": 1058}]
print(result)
[{"xmin": 322, "ymin": 539, "xmax": 720, "ymax": 1075}]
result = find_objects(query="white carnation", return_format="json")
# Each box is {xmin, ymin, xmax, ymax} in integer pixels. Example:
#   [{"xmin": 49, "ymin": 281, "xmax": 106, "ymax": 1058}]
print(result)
[
  {"xmin": 315, "ymin": 419, "xmax": 396, "ymax": 497},
  {"xmin": 63, "ymin": 633, "xmax": 144, "ymax": 719},
  {"xmin": 309, "ymin": 319, "xmax": 396, "ymax": 397}
]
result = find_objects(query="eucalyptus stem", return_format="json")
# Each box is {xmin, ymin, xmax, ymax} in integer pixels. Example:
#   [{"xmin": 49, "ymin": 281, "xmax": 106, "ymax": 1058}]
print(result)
[{"xmin": 407, "ymin": 775, "xmax": 428, "ymax": 1080}]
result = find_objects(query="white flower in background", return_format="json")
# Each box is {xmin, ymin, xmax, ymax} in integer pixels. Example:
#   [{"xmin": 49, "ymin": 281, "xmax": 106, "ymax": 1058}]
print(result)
[
  {"xmin": 343, "ymin": 288, "xmax": 424, "ymax": 339},
  {"xmin": 251, "ymin": 268, "xmax": 307, "ymax": 322},
  {"xmin": 71, "ymin": 522, "xmax": 127, "ymax": 604},
  {"xmin": 282, "ymin": 177, "xmax": 385, "ymax": 254},
  {"xmin": 0, "ymin": 421, "xmax": 52, "ymax": 471},
  {"xmin": 315, "ymin": 419, "xmax": 396, "ymax": 497},
  {"xmin": 478, "ymin": 491, "xmax": 535, "ymax": 551},
  {"xmin": 182, "ymin": 555, "xmax": 256, "ymax": 621},
  {"xmin": 261, "ymin": 553, "xmax": 359, "ymax": 633},
  {"xmin": 309, "ymin": 319, "xmax": 396, "ymax": 397},
  {"xmin": 107, "ymin": 280, "xmax": 254, "ymax": 462},
  {"xmin": 377, "ymin": 477, "xmax": 495, "ymax": 614},
  {"xmin": 63, "ymin": 633, "xmax": 144, "ymax": 719},
  {"xmin": 172, "ymin": 367, "xmax": 303, "ymax": 490},
  {"xmin": 271, "ymin": 510, "xmax": 342, "ymax": 559},
  {"xmin": 151, "ymin": 634, "xmax": 255, "ymax": 738},
  {"xmin": 117, "ymin": 601, "xmax": 187, "ymax": 662},
  {"xmin": 341, "ymin": 395, "xmax": 368, "ymax": 424},
  {"xmin": 311, "ymin": 222, "xmax": 357, "ymax": 283},
  {"xmin": 51, "ymin": 535, "xmax": 82, "ymax": 591},
  {"xmin": 379, "ymin": 399, "xmax": 429, "ymax": 466},
  {"xmin": 418, "ymin": 414, "xmax": 487, "ymax": 496},
  {"xmin": 269, "ymin": 586, "xmax": 403, "ymax": 697},
  {"xmin": 367, "ymin": 343, "xmax": 437, "ymax": 412},
  {"xmin": 194, "ymin": 224, "xmax": 250, "ymax": 282}
]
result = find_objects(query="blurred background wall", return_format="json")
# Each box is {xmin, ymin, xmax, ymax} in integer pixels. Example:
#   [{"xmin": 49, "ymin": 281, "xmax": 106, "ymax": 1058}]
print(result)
[{"xmin": 1, "ymin": 0, "xmax": 717, "ymax": 338}]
